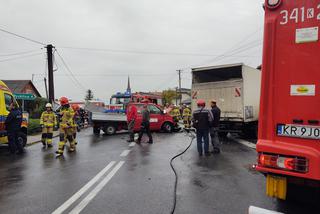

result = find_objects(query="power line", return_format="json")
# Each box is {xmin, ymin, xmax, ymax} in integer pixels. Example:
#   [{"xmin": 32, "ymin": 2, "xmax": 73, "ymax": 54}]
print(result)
[
  {"xmin": 0, "ymin": 27, "xmax": 46, "ymax": 46},
  {"xmin": 59, "ymin": 46, "xmax": 259, "ymax": 58},
  {"xmin": 0, "ymin": 52, "xmax": 44, "ymax": 63},
  {"xmin": 54, "ymin": 49, "xmax": 87, "ymax": 91},
  {"xmin": 0, "ymin": 49, "xmax": 42, "ymax": 57},
  {"xmin": 180, "ymin": 27, "xmax": 263, "ymax": 70}
]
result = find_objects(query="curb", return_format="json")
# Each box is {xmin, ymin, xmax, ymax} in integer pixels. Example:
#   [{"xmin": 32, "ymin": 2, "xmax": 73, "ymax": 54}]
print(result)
[{"xmin": 26, "ymin": 134, "xmax": 59, "ymax": 147}]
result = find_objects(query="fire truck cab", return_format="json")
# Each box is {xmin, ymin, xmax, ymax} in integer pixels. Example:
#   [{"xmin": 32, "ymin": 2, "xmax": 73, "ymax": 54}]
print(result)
[{"xmin": 256, "ymin": 0, "xmax": 320, "ymax": 200}]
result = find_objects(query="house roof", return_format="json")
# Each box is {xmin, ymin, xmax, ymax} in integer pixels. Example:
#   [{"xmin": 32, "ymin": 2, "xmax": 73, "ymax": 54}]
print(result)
[{"xmin": 2, "ymin": 80, "xmax": 41, "ymax": 97}]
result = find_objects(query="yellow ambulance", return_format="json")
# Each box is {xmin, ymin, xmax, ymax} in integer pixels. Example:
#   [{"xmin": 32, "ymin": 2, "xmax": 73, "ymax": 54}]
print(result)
[{"xmin": 0, "ymin": 80, "xmax": 28, "ymax": 146}]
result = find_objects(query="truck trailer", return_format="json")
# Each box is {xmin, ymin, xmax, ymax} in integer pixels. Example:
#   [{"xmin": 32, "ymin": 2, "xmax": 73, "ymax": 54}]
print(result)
[{"xmin": 191, "ymin": 63, "xmax": 261, "ymax": 138}]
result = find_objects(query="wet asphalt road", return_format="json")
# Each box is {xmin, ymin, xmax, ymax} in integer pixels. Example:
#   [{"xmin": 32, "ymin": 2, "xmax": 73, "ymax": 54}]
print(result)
[{"xmin": 0, "ymin": 128, "xmax": 318, "ymax": 214}]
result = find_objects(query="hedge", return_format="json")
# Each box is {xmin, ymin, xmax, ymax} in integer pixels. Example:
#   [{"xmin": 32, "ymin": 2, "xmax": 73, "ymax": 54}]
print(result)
[{"xmin": 28, "ymin": 119, "xmax": 41, "ymax": 135}]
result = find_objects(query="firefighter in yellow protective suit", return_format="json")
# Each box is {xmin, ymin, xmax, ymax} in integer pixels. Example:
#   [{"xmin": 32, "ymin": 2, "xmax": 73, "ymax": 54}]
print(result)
[
  {"xmin": 171, "ymin": 105, "xmax": 181, "ymax": 123},
  {"xmin": 56, "ymin": 97, "xmax": 76, "ymax": 156},
  {"xmin": 182, "ymin": 105, "xmax": 192, "ymax": 129},
  {"xmin": 71, "ymin": 104, "xmax": 80, "ymax": 145},
  {"xmin": 40, "ymin": 103, "xmax": 57, "ymax": 148}
]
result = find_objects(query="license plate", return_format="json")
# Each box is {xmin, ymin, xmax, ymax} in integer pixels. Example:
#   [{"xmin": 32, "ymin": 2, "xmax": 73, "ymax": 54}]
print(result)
[{"xmin": 277, "ymin": 124, "xmax": 320, "ymax": 140}]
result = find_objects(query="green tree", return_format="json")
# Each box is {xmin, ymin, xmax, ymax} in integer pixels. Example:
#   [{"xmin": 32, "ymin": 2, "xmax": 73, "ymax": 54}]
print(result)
[
  {"xmin": 162, "ymin": 89, "xmax": 177, "ymax": 105},
  {"xmin": 85, "ymin": 89, "xmax": 94, "ymax": 101}
]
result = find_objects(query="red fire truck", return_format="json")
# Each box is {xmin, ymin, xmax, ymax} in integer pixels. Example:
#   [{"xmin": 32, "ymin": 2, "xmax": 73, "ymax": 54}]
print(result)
[{"xmin": 256, "ymin": 0, "xmax": 320, "ymax": 200}]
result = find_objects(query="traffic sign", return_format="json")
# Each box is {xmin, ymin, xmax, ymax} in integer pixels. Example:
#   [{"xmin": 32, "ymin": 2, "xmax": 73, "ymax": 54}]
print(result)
[{"xmin": 14, "ymin": 93, "xmax": 36, "ymax": 101}]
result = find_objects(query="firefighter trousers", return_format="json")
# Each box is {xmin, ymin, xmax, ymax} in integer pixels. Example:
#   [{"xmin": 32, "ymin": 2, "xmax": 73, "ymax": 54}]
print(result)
[
  {"xmin": 183, "ymin": 116, "xmax": 191, "ymax": 129},
  {"xmin": 41, "ymin": 127, "xmax": 53, "ymax": 146},
  {"xmin": 57, "ymin": 127, "xmax": 75, "ymax": 154}
]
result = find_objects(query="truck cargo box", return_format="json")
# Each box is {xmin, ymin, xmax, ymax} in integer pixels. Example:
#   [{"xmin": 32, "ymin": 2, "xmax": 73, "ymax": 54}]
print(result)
[{"xmin": 192, "ymin": 63, "xmax": 261, "ymax": 123}]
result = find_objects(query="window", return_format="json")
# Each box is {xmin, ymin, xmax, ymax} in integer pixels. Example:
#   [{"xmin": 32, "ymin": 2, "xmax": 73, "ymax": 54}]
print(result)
[
  {"xmin": 4, "ymin": 93, "xmax": 14, "ymax": 111},
  {"xmin": 148, "ymin": 105, "xmax": 161, "ymax": 114}
]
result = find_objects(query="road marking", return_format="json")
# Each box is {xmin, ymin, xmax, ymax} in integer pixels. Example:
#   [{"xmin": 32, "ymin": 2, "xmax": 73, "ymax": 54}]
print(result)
[
  {"xmin": 236, "ymin": 139, "xmax": 256, "ymax": 149},
  {"xmin": 69, "ymin": 161, "xmax": 125, "ymax": 214},
  {"xmin": 128, "ymin": 142, "xmax": 136, "ymax": 147},
  {"xmin": 52, "ymin": 161, "xmax": 116, "ymax": 214},
  {"xmin": 120, "ymin": 149, "xmax": 131, "ymax": 157},
  {"xmin": 249, "ymin": 206, "xmax": 284, "ymax": 214}
]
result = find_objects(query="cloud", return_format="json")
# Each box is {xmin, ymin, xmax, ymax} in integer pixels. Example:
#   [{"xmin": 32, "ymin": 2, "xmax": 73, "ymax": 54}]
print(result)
[{"xmin": 0, "ymin": 0, "xmax": 264, "ymax": 102}]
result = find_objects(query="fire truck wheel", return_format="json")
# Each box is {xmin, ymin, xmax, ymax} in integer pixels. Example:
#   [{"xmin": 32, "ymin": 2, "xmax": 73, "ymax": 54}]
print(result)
[
  {"xmin": 104, "ymin": 125, "xmax": 116, "ymax": 135},
  {"xmin": 162, "ymin": 122, "xmax": 173, "ymax": 133}
]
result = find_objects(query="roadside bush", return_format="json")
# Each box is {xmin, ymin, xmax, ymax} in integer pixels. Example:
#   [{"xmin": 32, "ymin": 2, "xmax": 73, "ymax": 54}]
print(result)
[{"xmin": 28, "ymin": 119, "xmax": 41, "ymax": 135}]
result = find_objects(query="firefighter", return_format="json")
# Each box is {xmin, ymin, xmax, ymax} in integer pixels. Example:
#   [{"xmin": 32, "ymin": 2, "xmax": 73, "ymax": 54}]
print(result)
[
  {"xmin": 127, "ymin": 104, "xmax": 137, "ymax": 142},
  {"xmin": 136, "ymin": 104, "xmax": 153, "ymax": 144},
  {"xmin": 192, "ymin": 99, "xmax": 213, "ymax": 156},
  {"xmin": 40, "ymin": 103, "xmax": 57, "ymax": 148},
  {"xmin": 56, "ymin": 97, "xmax": 76, "ymax": 156},
  {"xmin": 171, "ymin": 105, "xmax": 181, "ymax": 123},
  {"xmin": 71, "ymin": 104, "xmax": 81, "ymax": 145},
  {"xmin": 182, "ymin": 105, "xmax": 192, "ymax": 129},
  {"xmin": 210, "ymin": 99, "xmax": 221, "ymax": 154}
]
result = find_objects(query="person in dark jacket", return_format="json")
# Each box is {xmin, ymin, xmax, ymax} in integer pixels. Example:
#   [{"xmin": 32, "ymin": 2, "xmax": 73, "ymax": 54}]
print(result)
[
  {"xmin": 136, "ymin": 104, "xmax": 153, "ymax": 144},
  {"xmin": 5, "ymin": 102, "xmax": 23, "ymax": 154},
  {"xmin": 210, "ymin": 99, "xmax": 221, "ymax": 154},
  {"xmin": 192, "ymin": 99, "xmax": 213, "ymax": 156}
]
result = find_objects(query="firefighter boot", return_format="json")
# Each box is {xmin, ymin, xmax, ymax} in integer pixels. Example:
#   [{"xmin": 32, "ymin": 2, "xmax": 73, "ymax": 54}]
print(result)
[
  {"xmin": 41, "ymin": 133, "xmax": 47, "ymax": 148},
  {"xmin": 56, "ymin": 133, "xmax": 66, "ymax": 156},
  {"xmin": 67, "ymin": 135, "xmax": 76, "ymax": 152},
  {"xmin": 47, "ymin": 130, "xmax": 53, "ymax": 148}
]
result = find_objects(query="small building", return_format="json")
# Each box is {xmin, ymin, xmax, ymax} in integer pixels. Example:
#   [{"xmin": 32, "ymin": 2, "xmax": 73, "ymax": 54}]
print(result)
[
  {"xmin": 3, "ymin": 80, "xmax": 41, "ymax": 97},
  {"xmin": 2, "ymin": 80, "xmax": 42, "ymax": 112}
]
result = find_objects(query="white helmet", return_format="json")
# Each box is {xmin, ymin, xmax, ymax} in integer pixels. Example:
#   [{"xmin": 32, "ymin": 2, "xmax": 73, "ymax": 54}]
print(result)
[{"xmin": 45, "ymin": 103, "xmax": 52, "ymax": 108}]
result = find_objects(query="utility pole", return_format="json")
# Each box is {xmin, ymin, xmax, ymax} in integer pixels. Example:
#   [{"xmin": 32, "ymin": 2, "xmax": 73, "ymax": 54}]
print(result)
[
  {"xmin": 177, "ymin": 69, "xmax": 182, "ymax": 105},
  {"xmin": 44, "ymin": 77, "xmax": 48, "ymax": 99},
  {"xmin": 46, "ymin": 44, "xmax": 55, "ymax": 103}
]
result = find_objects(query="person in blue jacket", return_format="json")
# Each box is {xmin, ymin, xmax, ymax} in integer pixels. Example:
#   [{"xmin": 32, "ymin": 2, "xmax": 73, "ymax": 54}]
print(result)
[{"xmin": 5, "ymin": 102, "xmax": 23, "ymax": 154}]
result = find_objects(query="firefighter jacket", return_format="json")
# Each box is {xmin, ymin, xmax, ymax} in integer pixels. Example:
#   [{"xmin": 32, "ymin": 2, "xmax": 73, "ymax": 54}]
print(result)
[
  {"xmin": 182, "ymin": 107, "xmax": 192, "ymax": 117},
  {"xmin": 171, "ymin": 108, "xmax": 181, "ymax": 117},
  {"xmin": 40, "ymin": 111, "xmax": 57, "ymax": 127},
  {"xmin": 192, "ymin": 107, "xmax": 213, "ymax": 130},
  {"xmin": 59, "ymin": 107, "xmax": 75, "ymax": 129}
]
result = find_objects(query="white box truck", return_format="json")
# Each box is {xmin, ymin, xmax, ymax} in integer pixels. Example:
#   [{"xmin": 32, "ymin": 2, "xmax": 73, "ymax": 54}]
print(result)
[{"xmin": 191, "ymin": 63, "xmax": 261, "ymax": 138}]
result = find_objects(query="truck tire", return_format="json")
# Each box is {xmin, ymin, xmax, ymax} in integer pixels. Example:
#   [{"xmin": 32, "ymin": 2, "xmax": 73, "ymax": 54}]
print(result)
[
  {"xmin": 93, "ymin": 126, "xmax": 100, "ymax": 135},
  {"xmin": 218, "ymin": 132, "xmax": 228, "ymax": 139},
  {"xmin": 162, "ymin": 122, "xmax": 173, "ymax": 133},
  {"xmin": 104, "ymin": 125, "xmax": 116, "ymax": 135},
  {"xmin": 18, "ymin": 132, "xmax": 27, "ymax": 148}
]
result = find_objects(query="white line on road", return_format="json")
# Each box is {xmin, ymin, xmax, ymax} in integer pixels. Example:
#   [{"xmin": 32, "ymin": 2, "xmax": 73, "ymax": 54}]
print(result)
[
  {"xmin": 52, "ymin": 161, "xmax": 116, "ymax": 214},
  {"xmin": 120, "ymin": 149, "xmax": 131, "ymax": 157},
  {"xmin": 69, "ymin": 161, "xmax": 125, "ymax": 214},
  {"xmin": 236, "ymin": 139, "xmax": 257, "ymax": 149},
  {"xmin": 249, "ymin": 206, "xmax": 284, "ymax": 214},
  {"xmin": 128, "ymin": 142, "xmax": 136, "ymax": 147}
]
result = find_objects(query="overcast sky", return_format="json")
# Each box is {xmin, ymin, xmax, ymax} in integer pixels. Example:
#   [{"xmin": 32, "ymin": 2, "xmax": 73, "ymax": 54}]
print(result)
[{"xmin": 0, "ymin": 0, "xmax": 264, "ymax": 102}]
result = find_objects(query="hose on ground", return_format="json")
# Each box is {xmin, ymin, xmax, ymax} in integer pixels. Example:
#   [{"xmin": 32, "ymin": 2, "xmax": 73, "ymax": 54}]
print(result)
[{"xmin": 170, "ymin": 129, "xmax": 196, "ymax": 214}]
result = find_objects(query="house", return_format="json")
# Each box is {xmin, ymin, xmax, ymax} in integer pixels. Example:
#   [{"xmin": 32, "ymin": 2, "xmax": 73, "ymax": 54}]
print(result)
[{"xmin": 2, "ymin": 80, "xmax": 41, "ymax": 97}]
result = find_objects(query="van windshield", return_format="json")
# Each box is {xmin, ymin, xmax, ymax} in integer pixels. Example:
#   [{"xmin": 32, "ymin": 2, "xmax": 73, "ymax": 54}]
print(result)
[{"xmin": 4, "ymin": 93, "xmax": 14, "ymax": 111}]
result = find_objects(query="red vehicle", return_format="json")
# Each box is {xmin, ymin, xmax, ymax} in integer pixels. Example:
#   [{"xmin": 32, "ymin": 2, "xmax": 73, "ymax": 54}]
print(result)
[
  {"xmin": 92, "ymin": 102, "xmax": 177, "ymax": 135},
  {"xmin": 129, "ymin": 103, "xmax": 175, "ymax": 133},
  {"xmin": 256, "ymin": 0, "xmax": 320, "ymax": 200}
]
